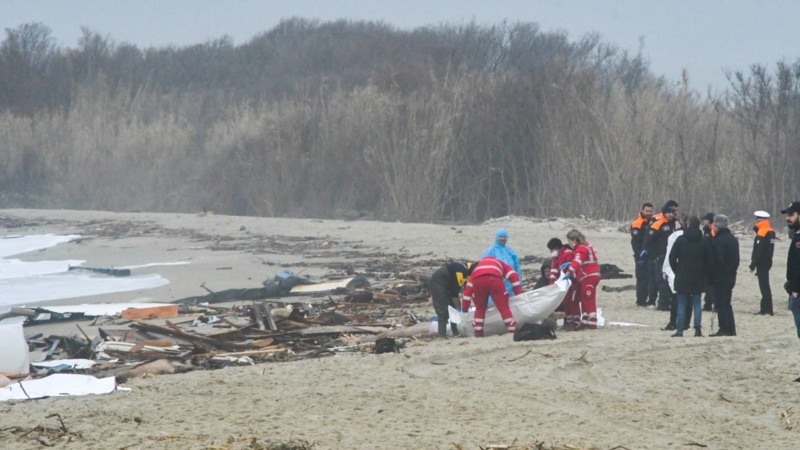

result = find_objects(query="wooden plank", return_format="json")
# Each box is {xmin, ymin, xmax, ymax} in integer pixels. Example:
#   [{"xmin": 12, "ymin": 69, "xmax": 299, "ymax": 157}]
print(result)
[
  {"xmin": 289, "ymin": 278, "xmax": 356, "ymax": 294},
  {"xmin": 264, "ymin": 304, "xmax": 277, "ymax": 331},
  {"xmin": 253, "ymin": 302, "xmax": 267, "ymax": 330},
  {"xmin": 120, "ymin": 305, "xmax": 179, "ymax": 320}
]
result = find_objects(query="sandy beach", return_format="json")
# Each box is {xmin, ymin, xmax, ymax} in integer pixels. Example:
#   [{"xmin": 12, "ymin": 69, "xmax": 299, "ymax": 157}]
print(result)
[{"xmin": 2, "ymin": 208, "xmax": 800, "ymax": 450}]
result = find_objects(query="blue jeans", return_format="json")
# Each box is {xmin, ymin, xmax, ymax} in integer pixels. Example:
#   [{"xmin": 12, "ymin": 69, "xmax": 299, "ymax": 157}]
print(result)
[
  {"xmin": 676, "ymin": 293, "xmax": 701, "ymax": 333},
  {"xmin": 790, "ymin": 295, "xmax": 800, "ymax": 341}
]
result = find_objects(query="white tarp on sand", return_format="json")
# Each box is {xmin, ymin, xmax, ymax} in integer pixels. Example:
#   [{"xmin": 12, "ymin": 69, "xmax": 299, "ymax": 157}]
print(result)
[
  {"xmin": 0, "ymin": 374, "xmax": 127, "ymax": 401},
  {"xmin": 450, "ymin": 275, "xmax": 572, "ymax": 337}
]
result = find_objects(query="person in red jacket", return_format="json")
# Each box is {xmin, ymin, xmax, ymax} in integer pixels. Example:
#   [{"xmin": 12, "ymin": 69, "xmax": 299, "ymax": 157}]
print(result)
[
  {"xmin": 563, "ymin": 229, "xmax": 601, "ymax": 330},
  {"xmin": 547, "ymin": 237, "xmax": 575, "ymax": 314},
  {"xmin": 460, "ymin": 256, "xmax": 524, "ymax": 337}
]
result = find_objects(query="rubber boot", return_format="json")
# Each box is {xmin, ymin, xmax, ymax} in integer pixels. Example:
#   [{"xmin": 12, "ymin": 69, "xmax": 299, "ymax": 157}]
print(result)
[
  {"xmin": 450, "ymin": 322, "xmax": 459, "ymax": 336},
  {"xmin": 437, "ymin": 319, "xmax": 447, "ymax": 337},
  {"xmin": 694, "ymin": 327, "xmax": 702, "ymax": 337}
]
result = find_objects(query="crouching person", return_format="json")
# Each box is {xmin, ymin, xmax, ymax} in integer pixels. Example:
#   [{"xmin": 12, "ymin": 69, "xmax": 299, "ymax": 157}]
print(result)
[
  {"xmin": 428, "ymin": 261, "xmax": 471, "ymax": 337},
  {"xmin": 461, "ymin": 256, "xmax": 524, "ymax": 337}
]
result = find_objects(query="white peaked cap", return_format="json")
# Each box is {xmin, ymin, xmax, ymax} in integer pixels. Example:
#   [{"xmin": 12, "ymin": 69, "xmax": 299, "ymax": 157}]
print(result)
[{"xmin": 754, "ymin": 210, "xmax": 770, "ymax": 218}]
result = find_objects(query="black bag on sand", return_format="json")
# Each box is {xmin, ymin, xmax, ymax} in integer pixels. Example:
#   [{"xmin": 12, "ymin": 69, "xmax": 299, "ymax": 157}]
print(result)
[{"xmin": 513, "ymin": 322, "xmax": 557, "ymax": 341}]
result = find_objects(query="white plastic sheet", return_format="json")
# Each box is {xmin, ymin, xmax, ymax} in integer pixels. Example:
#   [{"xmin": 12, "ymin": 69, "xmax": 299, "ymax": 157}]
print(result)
[
  {"xmin": 451, "ymin": 275, "xmax": 571, "ymax": 337},
  {"xmin": 0, "ymin": 322, "xmax": 30, "ymax": 374},
  {"xmin": 0, "ymin": 374, "xmax": 127, "ymax": 401},
  {"xmin": 31, "ymin": 359, "xmax": 97, "ymax": 370}
]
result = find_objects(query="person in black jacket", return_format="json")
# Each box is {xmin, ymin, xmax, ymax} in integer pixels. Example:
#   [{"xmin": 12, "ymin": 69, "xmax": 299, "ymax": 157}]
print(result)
[
  {"xmin": 782, "ymin": 202, "xmax": 800, "ymax": 342},
  {"xmin": 668, "ymin": 216, "xmax": 712, "ymax": 337},
  {"xmin": 428, "ymin": 261, "xmax": 471, "ymax": 337},
  {"xmin": 642, "ymin": 203, "xmax": 678, "ymax": 310},
  {"xmin": 750, "ymin": 210, "xmax": 776, "ymax": 315},
  {"xmin": 709, "ymin": 214, "xmax": 740, "ymax": 337},
  {"xmin": 701, "ymin": 212, "xmax": 716, "ymax": 311}
]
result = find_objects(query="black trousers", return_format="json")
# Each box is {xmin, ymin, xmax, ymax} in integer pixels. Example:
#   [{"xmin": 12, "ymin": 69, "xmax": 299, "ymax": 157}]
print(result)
[
  {"xmin": 756, "ymin": 266, "xmax": 773, "ymax": 314},
  {"xmin": 702, "ymin": 280, "xmax": 715, "ymax": 311},
  {"xmin": 635, "ymin": 258, "xmax": 648, "ymax": 305},
  {"xmin": 714, "ymin": 284, "xmax": 736, "ymax": 335},
  {"xmin": 429, "ymin": 269, "xmax": 459, "ymax": 336}
]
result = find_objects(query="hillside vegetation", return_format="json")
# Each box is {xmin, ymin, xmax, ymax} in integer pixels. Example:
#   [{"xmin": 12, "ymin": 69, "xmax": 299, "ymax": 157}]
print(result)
[{"xmin": 1, "ymin": 19, "xmax": 799, "ymax": 222}]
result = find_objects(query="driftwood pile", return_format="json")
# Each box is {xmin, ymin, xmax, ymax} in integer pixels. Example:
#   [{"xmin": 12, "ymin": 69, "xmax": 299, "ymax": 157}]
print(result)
[{"xmin": 14, "ymin": 270, "xmax": 434, "ymax": 384}]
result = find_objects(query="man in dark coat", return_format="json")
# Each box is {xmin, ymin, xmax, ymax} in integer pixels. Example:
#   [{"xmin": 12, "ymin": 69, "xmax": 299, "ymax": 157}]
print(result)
[
  {"xmin": 709, "ymin": 214, "xmax": 740, "ymax": 337},
  {"xmin": 781, "ymin": 202, "xmax": 800, "ymax": 342},
  {"xmin": 701, "ymin": 212, "xmax": 716, "ymax": 311},
  {"xmin": 668, "ymin": 216, "xmax": 712, "ymax": 337},
  {"xmin": 428, "ymin": 261, "xmax": 471, "ymax": 337},
  {"xmin": 750, "ymin": 210, "xmax": 776, "ymax": 315}
]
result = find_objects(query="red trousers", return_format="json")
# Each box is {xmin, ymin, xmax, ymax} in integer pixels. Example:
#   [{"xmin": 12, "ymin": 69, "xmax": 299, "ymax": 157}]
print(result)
[
  {"xmin": 562, "ymin": 285, "xmax": 579, "ymax": 326},
  {"xmin": 470, "ymin": 275, "xmax": 518, "ymax": 336},
  {"xmin": 574, "ymin": 273, "xmax": 600, "ymax": 329}
]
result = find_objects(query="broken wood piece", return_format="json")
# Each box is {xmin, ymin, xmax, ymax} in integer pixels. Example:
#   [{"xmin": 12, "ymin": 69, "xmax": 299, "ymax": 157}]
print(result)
[
  {"xmin": 120, "ymin": 305, "xmax": 179, "ymax": 320},
  {"xmin": 263, "ymin": 303, "xmax": 277, "ymax": 331},
  {"xmin": 201, "ymin": 348, "xmax": 288, "ymax": 358},
  {"xmin": 250, "ymin": 338, "xmax": 274, "ymax": 348},
  {"xmin": 372, "ymin": 292, "xmax": 399, "ymax": 301},
  {"xmin": 130, "ymin": 321, "xmax": 259, "ymax": 352},
  {"xmin": 253, "ymin": 302, "xmax": 267, "ymax": 331},
  {"xmin": 10, "ymin": 307, "xmax": 36, "ymax": 317}
]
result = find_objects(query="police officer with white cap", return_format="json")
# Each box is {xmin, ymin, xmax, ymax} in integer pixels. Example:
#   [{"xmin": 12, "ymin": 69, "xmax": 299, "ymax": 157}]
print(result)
[{"xmin": 751, "ymin": 210, "xmax": 776, "ymax": 315}]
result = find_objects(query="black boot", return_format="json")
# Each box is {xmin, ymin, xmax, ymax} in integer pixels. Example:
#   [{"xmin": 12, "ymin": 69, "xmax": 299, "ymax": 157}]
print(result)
[{"xmin": 694, "ymin": 327, "xmax": 702, "ymax": 337}]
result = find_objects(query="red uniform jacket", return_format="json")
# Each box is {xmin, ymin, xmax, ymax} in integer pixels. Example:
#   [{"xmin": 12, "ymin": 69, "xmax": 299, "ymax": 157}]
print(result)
[
  {"xmin": 461, "ymin": 256, "xmax": 523, "ymax": 311},
  {"xmin": 568, "ymin": 242, "xmax": 600, "ymax": 281},
  {"xmin": 549, "ymin": 247, "xmax": 574, "ymax": 284}
]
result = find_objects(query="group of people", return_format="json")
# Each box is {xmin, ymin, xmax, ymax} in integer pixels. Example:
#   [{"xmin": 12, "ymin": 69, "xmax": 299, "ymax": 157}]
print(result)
[
  {"xmin": 631, "ymin": 200, "xmax": 780, "ymax": 337},
  {"xmin": 428, "ymin": 227, "xmax": 601, "ymax": 337}
]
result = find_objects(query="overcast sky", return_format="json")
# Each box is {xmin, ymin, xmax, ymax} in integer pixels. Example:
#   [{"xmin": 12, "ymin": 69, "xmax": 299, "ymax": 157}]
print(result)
[{"xmin": 2, "ymin": 0, "xmax": 799, "ymax": 92}]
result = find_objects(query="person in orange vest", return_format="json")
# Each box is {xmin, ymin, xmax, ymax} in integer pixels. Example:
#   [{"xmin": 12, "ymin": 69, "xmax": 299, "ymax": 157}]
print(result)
[
  {"xmin": 750, "ymin": 210, "xmax": 776, "ymax": 315},
  {"xmin": 631, "ymin": 202, "xmax": 654, "ymax": 307},
  {"xmin": 642, "ymin": 203, "xmax": 678, "ymax": 310},
  {"xmin": 460, "ymin": 256, "xmax": 523, "ymax": 337}
]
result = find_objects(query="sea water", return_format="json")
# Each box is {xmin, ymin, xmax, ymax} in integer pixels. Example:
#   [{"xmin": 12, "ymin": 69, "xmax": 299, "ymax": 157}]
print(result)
[{"xmin": 0, "ymin": 234, "xmax": 171, "ymax": 311}]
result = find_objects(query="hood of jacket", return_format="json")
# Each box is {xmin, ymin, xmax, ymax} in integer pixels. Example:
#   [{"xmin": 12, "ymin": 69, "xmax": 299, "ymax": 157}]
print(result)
[{"xmin": 494, "ymin": 227, "xmax": 509, "ymax": 246}]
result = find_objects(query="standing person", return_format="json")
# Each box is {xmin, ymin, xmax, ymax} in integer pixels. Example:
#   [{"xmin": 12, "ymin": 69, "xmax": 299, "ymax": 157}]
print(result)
[
  {"xmin": 709, "ymin": 214, "xmax": 739, "ymax": 337},
  {"xmin": 662, "ymin": 217, "xmax": 692, "ymax": 331},
  {"xmin": 643, "ymin": 204, "xmax": 678, "ymax": 310},
  {"xmin": 483, "ymin": 227, "xmax": 523, "ymax": 300},
  {"xmin": 669, "ymin": 216, "xmax": 712, "ymax": 337},
  {"xmin": 750, "ymin": 210, "xmax": 776, "ymax": 315},
  {"xmin": 782, "ymin": 202, "xmax": 800, "ymax": 342},
  {"xmin": 631, "ymin": 202, "xmax": 654, "ymax": 307},
  {"xmin": 701, "ymin": 212, "xmax": 716, "ymax": 311},
  {"xmin": 428, "ymin": 261, "xmax": 471, "ymax": 337},
  {"xmin": 460, "ymin": 256, "xmax": 523, "ymax": 337},
  {"xmin": 564, "ymin": 229, "xmax": 601, "ymax": 330},
  {"xmin": 547, "ymin": 237, "xmax": 575, "ymax": 314}
]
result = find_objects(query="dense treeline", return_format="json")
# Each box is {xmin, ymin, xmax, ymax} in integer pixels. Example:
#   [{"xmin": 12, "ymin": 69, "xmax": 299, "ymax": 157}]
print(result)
[{"xmin": 1, "ymin": 19, "xmax": 799, "ymax": 222}]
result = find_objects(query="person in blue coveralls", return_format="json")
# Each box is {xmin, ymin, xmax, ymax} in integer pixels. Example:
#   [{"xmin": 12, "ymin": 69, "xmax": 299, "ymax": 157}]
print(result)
[{"xmin": 482, "ymin": 227, "xmax": 523, "ymax": 304}]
